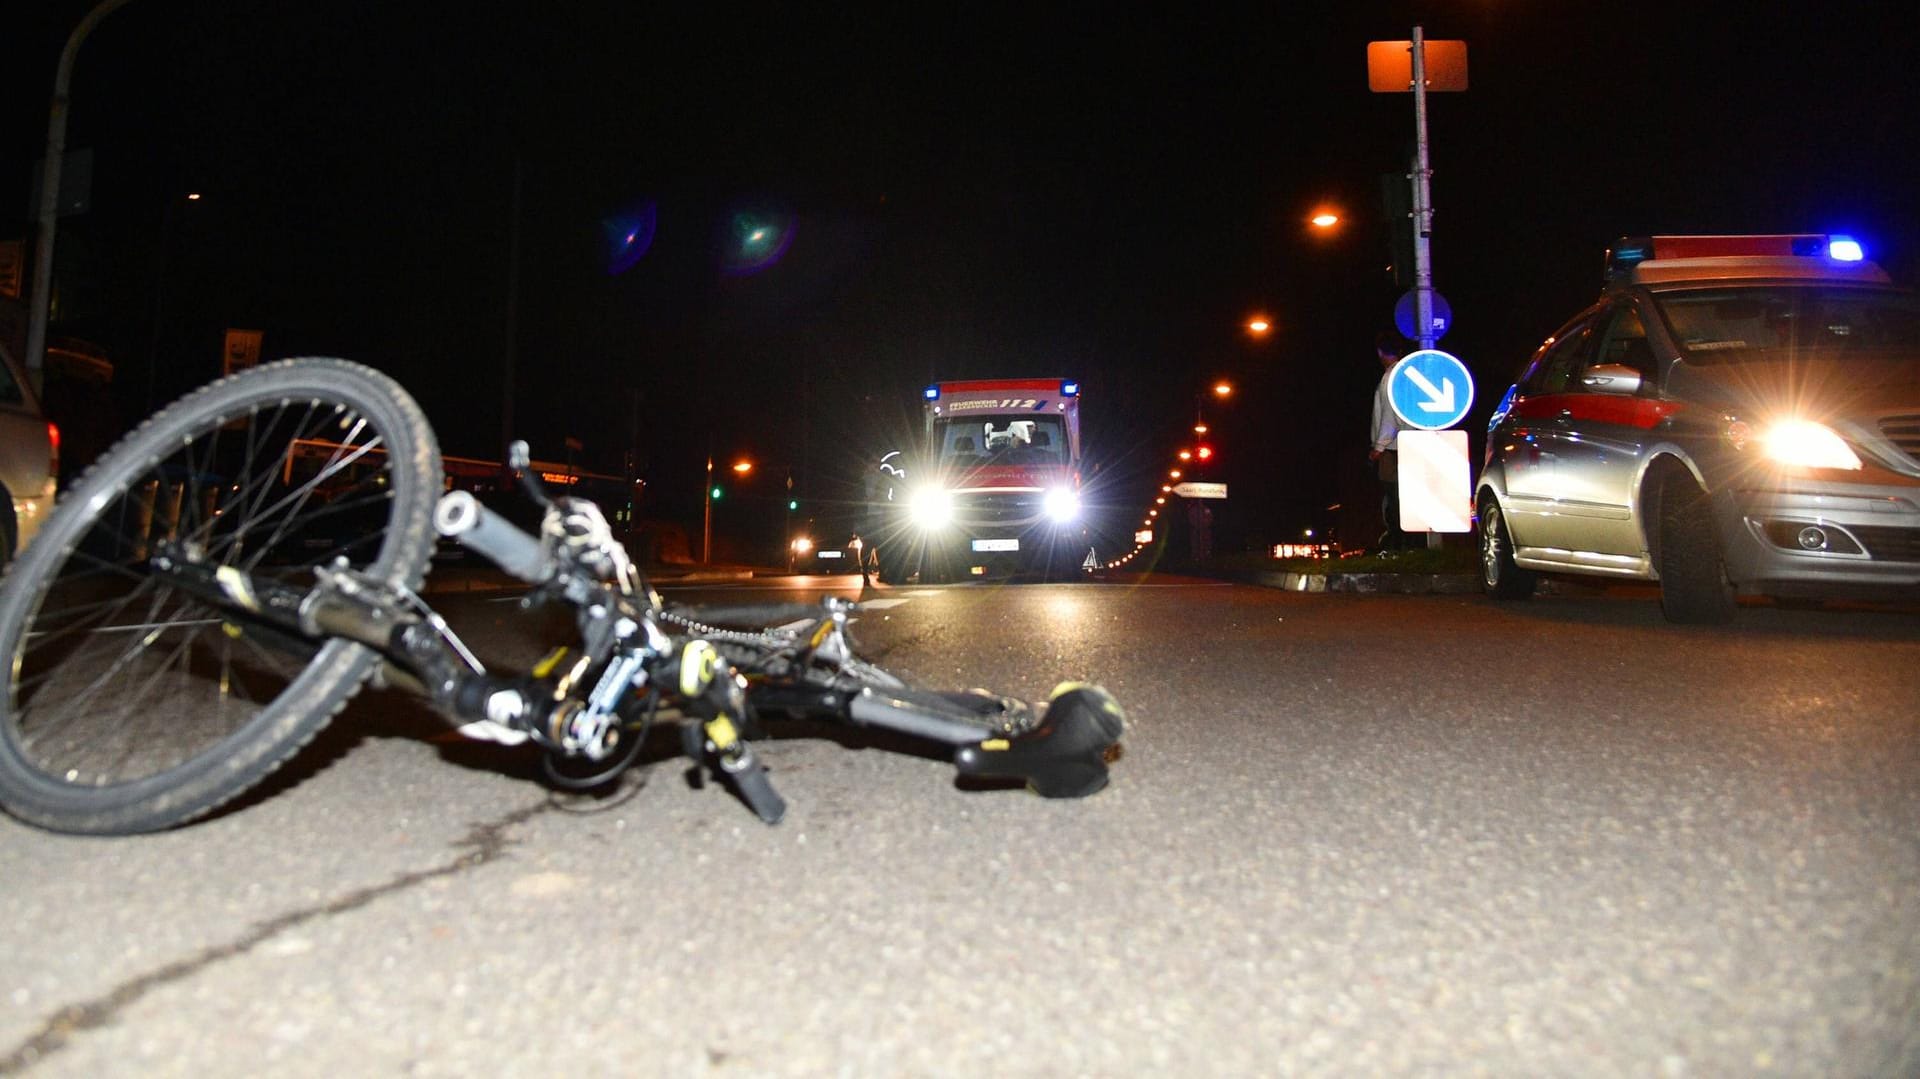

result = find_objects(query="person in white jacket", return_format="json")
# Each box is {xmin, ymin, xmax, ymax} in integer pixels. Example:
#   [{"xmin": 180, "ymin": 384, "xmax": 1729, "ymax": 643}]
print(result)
[{"xmin": 1368, "ymin": 332, "xmax": 1411, "ymax": 552}]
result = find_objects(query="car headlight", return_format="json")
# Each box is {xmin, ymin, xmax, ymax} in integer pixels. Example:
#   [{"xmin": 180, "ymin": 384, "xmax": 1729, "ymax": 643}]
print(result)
[
  {"xmin": 1043, "ymin": 486, "xmax": 1081, "ymax": 524},
  {"xmin": 1741, "ymin": 419, "xmax": 1862, "ymax": 470},
  {"xmin": 908, "ymin": 485, "xmax": 953, "ymax": 528}
]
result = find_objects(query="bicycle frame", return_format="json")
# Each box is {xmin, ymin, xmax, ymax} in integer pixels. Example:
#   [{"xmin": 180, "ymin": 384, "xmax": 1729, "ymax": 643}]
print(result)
[{"xmin": 150, "ymin": 461, "xmax": 1125, "ymax": 824}]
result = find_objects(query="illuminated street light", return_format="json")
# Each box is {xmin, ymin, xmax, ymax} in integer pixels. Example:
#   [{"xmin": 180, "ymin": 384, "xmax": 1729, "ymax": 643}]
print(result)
[
  {"xmin": 1178, "ymin": 449, "xmax": 1192, "ymax": 462},
  {"xmin": 1193, "ymin": 422, "xmax": 1209, "ymax": 435},
  {"xmin": 1169, "ymin": 469, "xmax": 1183, "ymax": 479},
  {"xmin": 704, "ymin": 454, "xmax": 756, "ymax": 563},
  {"xmin": 1310, "ymin": 211, "xmax": 1340, "ymax": 229},
  {"xmin": 1213, "ymin": 381, "xmax": 1234, "ymax": 398},
  {"xmin": 1246, "ymin": 317, "xmax": 1271, "ymax": 335}
]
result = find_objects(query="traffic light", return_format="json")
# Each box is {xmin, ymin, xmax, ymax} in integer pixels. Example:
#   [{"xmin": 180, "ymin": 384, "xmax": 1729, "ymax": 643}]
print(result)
[
  {"xmin": 788, "ymin": 499, "xmax": 799, "ymax": 511},
  {"xmin": 1195, "ymin": 444, "xmax": 1214, "ymax": 462},
  {"xmin": 710, "ymin": 486, "xmax": 723, "ymax": 500}
]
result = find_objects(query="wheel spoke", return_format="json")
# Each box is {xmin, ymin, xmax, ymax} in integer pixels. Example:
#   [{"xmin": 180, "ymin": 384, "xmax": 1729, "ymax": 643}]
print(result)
[{"xmin": 0, "ymin": 361, "xmax": 437, "ymax": 831}]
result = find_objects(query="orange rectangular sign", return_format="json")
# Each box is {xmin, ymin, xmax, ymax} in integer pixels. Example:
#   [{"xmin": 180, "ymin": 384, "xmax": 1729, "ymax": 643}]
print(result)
[{"xmin": 1368, "ymin": 40, "xmax": 1469, "ymax": 92}]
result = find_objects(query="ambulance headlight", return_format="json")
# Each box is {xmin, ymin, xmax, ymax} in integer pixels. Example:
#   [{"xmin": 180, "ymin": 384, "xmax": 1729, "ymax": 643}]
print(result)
[
  {"xmin": 1043, "ymin": 487, "xmax": 1081, "ymax": 524},
  {"xmin": 908, "ymin": 485, "xmax": 954, "ymax": 529}
]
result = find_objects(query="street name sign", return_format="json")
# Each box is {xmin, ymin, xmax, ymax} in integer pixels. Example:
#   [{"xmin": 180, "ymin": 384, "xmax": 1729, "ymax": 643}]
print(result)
[
  {"xmin": 1171, "ymin": 482, "xmax": 1227, "ymax": 500},
  {"xmin": 1387, "ymin": 348, "xmax": 1474, "ymax": 431}
]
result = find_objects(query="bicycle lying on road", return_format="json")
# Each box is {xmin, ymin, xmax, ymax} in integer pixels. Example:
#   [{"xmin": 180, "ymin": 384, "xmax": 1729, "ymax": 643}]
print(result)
[{"xmin": 0, "ymin": 359, "xmax": 1125, "ymax": 835}]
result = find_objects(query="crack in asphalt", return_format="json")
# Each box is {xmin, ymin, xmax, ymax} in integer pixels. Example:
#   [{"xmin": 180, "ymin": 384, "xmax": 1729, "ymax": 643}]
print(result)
[{"xmin": 0, "ymin": 800, "xmax": 552, "ymax": 1075}]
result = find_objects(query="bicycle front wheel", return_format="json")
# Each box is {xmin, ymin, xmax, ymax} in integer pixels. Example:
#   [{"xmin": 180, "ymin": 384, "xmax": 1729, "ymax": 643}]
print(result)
[{"xmin": 0, "ymin": 359, "xmax": 442, "ymax": 834}]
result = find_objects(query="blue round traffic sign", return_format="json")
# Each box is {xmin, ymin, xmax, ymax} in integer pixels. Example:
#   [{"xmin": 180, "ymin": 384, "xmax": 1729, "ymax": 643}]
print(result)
[
  {"xmin": 1394, "ymin": 289, "xmax": 1452, "ymax": 343},
  {"xmin": 1387, "ymin": 349, "xmax": 1475, "ymax": 430}
]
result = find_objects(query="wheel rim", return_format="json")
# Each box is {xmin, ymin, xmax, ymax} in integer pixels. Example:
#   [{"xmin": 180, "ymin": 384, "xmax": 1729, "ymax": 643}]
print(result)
[
  {"xmin": 1480, "ymin": 504, "xmax": 1504, "ymax": 587},
  {"xmin": 6, "ymin": 396, "xmax": 409, "ymax": 788}
]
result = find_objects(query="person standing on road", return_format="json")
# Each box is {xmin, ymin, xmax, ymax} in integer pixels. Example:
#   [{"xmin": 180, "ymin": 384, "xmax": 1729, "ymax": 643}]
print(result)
[{"xmin": 1368, "ymin": 331, "xmax": 1411, "ymax": 552}]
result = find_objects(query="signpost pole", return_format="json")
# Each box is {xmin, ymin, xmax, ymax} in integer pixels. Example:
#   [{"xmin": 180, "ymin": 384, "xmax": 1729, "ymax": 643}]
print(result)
[{"xmin": 1410, "ymin": 25, "xmax": 1436, "ymax": 352}]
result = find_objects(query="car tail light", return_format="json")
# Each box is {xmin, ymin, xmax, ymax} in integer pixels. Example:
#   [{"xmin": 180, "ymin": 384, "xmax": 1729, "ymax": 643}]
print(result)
[{"xmin": 47, "ymin": 421, "xmax": 59, "ymax": 478}]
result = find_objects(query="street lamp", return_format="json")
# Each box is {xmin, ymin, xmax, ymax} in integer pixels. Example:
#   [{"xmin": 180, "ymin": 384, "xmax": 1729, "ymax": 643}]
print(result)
[
  {"xmin": 703, "ymin": 454, "xmax": 755, "ymax": 563},
  {"xmin": 26, "ymin": 0, "xmax": 137, "ymax": 392}
]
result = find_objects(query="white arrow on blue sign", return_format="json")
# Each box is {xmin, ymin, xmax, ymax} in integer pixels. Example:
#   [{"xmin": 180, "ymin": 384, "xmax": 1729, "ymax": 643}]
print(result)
[{"xmin": 1387, "ymin": 349, "xmax": 1475, "ymax": 431}]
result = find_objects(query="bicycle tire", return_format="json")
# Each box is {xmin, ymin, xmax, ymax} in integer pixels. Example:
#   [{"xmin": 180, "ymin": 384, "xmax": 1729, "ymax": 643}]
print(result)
[{"xmin": 0, "ymin": 359, "xmax": 442, "ymax": 834}]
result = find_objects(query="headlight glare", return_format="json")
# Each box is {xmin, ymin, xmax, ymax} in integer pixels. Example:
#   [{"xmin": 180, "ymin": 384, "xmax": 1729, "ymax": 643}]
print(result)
[
  {"xmin": 1043, "ymin": 487, "xmax": 1081, "ymax": 524},
  {"xmin": 1760, "ymin": 420, "xmax": 1861, "ymax": 470},
  {"xmin": 908, "ymin": 486, "xmax": 953, "ymax": 528}
]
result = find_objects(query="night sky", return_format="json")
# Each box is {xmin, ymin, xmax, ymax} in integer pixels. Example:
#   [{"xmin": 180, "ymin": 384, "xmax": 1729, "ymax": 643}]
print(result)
[{"xmin": 7, "ymin": 2, "xmax": 1918, "ymax": 555}]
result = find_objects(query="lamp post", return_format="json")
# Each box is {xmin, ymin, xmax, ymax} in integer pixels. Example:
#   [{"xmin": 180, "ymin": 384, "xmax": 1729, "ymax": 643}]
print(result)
[
  {"xmin": 702, "ymin": 454, "xmax": 752, "ymax": 563},
  {"xmin": 1193, "ymin": 378, "xmax": 1234, "ymax": 431},
  {"xmin": 26, "ymin": 0, "xmax": 137, "ymax": 393}
]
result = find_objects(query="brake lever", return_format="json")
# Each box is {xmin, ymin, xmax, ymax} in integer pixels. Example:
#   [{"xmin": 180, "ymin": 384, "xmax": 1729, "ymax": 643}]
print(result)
[{"xmin": 508, "ymin": 440, "xmax": 555, "ymax": 510}]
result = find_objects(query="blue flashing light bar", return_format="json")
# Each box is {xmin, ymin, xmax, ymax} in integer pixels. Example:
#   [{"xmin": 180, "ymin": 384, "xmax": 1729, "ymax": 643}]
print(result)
[
  {"xmin": 923, "ymin": 385, "xmax": 941, "ymax": 401},
  {"xmin": 1828, "ymin": 235, "xmax": 1865, "ymax": 262},
  {"xmin": 1060, "ymin": 380, "xmax": 1080, "ymax": 396}
]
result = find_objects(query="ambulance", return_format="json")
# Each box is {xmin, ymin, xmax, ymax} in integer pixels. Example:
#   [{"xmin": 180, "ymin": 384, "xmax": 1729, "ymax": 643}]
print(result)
[{"xmin": 871, "ymin": 378, "xmax": 1088, "ymax": 583}]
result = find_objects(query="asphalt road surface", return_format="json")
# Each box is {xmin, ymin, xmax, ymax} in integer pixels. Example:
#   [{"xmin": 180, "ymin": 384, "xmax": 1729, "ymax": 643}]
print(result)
[{"xmin": 3, "ymin": 574, "xmax": 1917, "ymax": 1075}]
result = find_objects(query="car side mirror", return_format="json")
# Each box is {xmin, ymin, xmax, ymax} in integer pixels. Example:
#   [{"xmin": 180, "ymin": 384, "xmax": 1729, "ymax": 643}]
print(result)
[{"xmin": 1578, "ymin": 363, "xmax": 1644, "ymax": 395}]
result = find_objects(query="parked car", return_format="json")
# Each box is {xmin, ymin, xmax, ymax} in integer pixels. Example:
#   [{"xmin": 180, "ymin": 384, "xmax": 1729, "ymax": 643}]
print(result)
[
  {"xmin": 789, "ymin": 527, "xmax": 866, "ymax": 575},
  {"xmin": 0, "ymin": 344, "xmax": 59, "ymax": 563},
  {"xmin": 1477, "ymin": 234, "xmax": 1920, "ymax": 622}
]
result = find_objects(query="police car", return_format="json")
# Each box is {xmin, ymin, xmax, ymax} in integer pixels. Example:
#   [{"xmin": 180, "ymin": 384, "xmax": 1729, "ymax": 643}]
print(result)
[{"xmin": 1477, "ymin": 234, "xmax": 1920, "ymax": 622}]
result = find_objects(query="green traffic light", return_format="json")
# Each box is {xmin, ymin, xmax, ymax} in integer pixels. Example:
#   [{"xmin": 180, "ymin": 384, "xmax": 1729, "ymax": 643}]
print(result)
[
  {"xmin": 788, "ymin": 500, "xmax": 799, "ymax": 510},
  {"xmin": 711, "ymin": 487, "xmax": 723, "ymax": 499}
]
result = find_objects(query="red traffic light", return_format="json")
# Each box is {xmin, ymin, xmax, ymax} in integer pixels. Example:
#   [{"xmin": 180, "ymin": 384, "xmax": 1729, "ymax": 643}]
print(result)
[{"xmin": 1195, "ymin": 444, "xmax": 1214, "ymax": 461}]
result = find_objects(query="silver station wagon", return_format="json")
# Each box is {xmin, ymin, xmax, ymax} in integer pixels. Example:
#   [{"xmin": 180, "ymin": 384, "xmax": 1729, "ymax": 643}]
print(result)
[{"xmin": 1477, "ymin": 234, "xmax": 1920, "ymax": 622}]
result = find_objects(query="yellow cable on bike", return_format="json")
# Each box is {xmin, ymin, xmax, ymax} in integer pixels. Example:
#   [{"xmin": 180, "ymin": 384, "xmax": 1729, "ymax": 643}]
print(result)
[{"xmin": 532, "ymin": 647, "xmax": 569, "ymax": 679}]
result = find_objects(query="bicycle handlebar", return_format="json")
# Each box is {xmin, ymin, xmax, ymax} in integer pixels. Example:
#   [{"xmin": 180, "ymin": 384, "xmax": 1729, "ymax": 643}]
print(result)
[{"xmin": 434, "ymin": 491, "xmax": 555, "ymax": 584}]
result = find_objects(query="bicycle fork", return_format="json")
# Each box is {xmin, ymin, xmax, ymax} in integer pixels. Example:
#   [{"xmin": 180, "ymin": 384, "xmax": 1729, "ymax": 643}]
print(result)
[{"xmin": 672, "ymin": 641, "xmax": 786, "ymax": 824}]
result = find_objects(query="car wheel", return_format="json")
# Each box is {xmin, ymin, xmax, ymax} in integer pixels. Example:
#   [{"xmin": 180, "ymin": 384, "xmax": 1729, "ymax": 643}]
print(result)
[
  {"xmin": 1478, "ymin": 496, "xmax": 1536, "ymax": 600},
  {"xmin": 1655, "ymin": 473, "xmax": 1736, "ymax": 624}
]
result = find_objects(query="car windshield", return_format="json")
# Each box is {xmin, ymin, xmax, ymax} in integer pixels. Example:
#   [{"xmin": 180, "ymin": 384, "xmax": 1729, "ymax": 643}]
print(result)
[
  {"xmin": 1654, "ymin": 285, "xmax": 1920, "ymax": 365},
  {"xmin": 933, "ymin": 416, "xmax": 1068, "ymax": 466}
]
